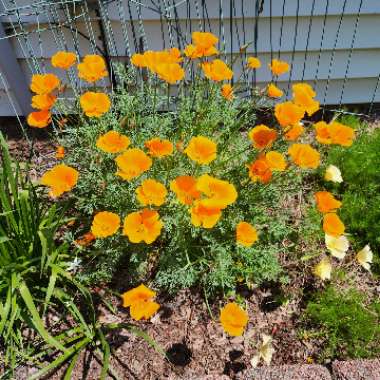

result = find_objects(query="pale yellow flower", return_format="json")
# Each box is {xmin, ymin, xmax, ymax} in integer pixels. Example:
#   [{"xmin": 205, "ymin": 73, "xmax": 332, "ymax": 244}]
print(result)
[
  {"xmin": 356, "ymin": 244, "xmax": 373, "ymax": 271},
  {"xmin": 250, "ymin": 334, "xmax": 275, "ymax": 368},
  {"xmin": 325, "ymin": 234, "xmax": 349, "ymax": 260},
  {"xmin": 313, "ymin": 257, "xmax": 332, "ymax": 280},
  {"xmin": 325, "ymin": 165, "xmax": 343, "ymax": 183}
]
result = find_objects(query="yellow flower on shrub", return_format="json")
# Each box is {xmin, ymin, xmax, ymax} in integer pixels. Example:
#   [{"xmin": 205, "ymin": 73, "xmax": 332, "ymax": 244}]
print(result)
[
  {"xmin": 145, "ymin": 138, "xmax": 173, "ymax": 157},
  {"xmin": 248, "ymin": 125, "xmax": 277, "ymax": 150},
  {"xmin": 284, "ymin": 123, "xmax": 304, "ymax": 141},
  {"xmin": 265, "ymin": 151, "xmax": 287, "ymax": 171},
  {"xmin": 324, "ymin": 165, "xmax": 343, "ymax": 183},
  {"xmin": 27, "ymin": 110, "xmax": 52, "ymax": 128},
  {"xmin": 247, "ymin": 57, "xmax": 261, "ymax": 69},
  {"xmin": 275, "ymin": 101, "xmax": 304, "ymax": 128},
  {"xmin": 269, "ymin": 59, "xmax": 289, "ymax": 76},
  {"xmin": 122, "ymin": 284, "xmax": 160, "ymax": 321},
  {"xmin": 51, "ymin": 51, "xmax": 76, "ymax": 70},
  {"xmin": 136, "ymin": 179, "xmax": 167, "ymax": 206},
  {"xmin": 314, "ymin": 191, "xmax": 342, "ymax": 213},
  {"xmin": 123, "ymin": 209, "xmax": 163, "ymax": 244},
  {"xmin": 96, "ymin": 131, "xmax": 130, "ymax": 153},
  {"xmin": 30, "ymin": 73, "xmax": 60, "ymax": 94},
  {"xmin": 196, "ymin": 174, "xmax": 237, "ymax": 209},
  {"xmin": 323, "ymin": 213, "xmax": 345, "ymax": 237},
  {"xmin": 221, "ymin": 84, "xmax": 234, "ymax": 101},
  {"xmin": 288, "ymin": 143, "xmax": 320, "ymax": 169},
  {"xmin": 190, "ymin": 200, "xmax": 222, "ymax": 228},
  {"xmin": 325, "ymin": 234, "xmax": 349, "ymax": 260},
  {"xmin": 184, "ymin": 136, "xmax": 217, "ymax": 164},
  {"xmin": 77, "ymin": 54, "xmax": 108, "ymax": 83},
  {"xmin": 80, "ymin": 91, "xmax": 111, "ymax": 118},
  {"xmin": 170, "ymin": 175, "xmax": 201, "ymax": 205},
  {"xmin": 155, "ymin": 63, "xmax": 185, "ymax": 84},
  {"xmin": 201, "ymin": 59, "xmax": 233, "ymax": 82},
  {"xmin": 40, "ymin": 164, "xmax": 79, "ymax": 197},
  {"xmin": 267, "ymin": 83, "xmax": 283, "ymax": 98},
  {"xmin": 292, "ymin": 83, "xmax": 319, "ymax": 116},
  {"xmin": 356, "ymin": 245, "xmax": 373, "ymax": 271},
  {"xmin": 31, "ymin": 93, "xmax": 56, "ymax": 110},
  {"xmin": 220, "ymin": 302, "xmax": 248, "ymax": 336},
  {"xmin": 236, "ymin": 222, "xmax": 258, "ymax": 247},
  {"xmin": 115, "ymin": 148, "xmax": 152, "ymax": 181},
  {"xmin": 91, "ymin": 211, "xmax": 120, "ymax": 238},
  {"xmin": 313, "ymin": 257, "xmax": 332, "ymax": 280},
  {"xmin": 247, "ymin": 155, "xmax": 272, "ymax": 184}
]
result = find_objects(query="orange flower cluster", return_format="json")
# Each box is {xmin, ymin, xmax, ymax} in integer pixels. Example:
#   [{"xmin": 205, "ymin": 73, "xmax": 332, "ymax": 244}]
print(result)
[
  {"xmin": 80, "ymin": 91, "xmax": 111, "ymax": 118},
  {"xmin": 269, "ymin": 59, "xmax": 289, "ymax": 76},
  {"xmin": 288, "ymin": 144, "xmax": 320, "ymax": 169},
  {"xmin": 115, "ymin": 148, "xmax": 152, "ymax": 181},
  {"xmin": 202, "ymin": 59, "xmax": 233, "ymax": 82},
  {"xmin": 184, "ymin": 31, "xmax": 218, "ymax": 59},
  {"xmin": 145, "ymin": 138, "xmax": 173, "ymax": 157},
  {"xmin": 77, "ymin": 54, "xmax": 108, "ymax": 83},
  {"xmin": 122, "ymin": 284, "xmax": 160, "ymax": 321},
  {"xmin": 28, "ymin": 73, "xmax": 60, "ymax": 128},
  {"xmin": 247, "ymin": 57, "xmax": 261, "ymax": 70},
  {"xmin": 247, "ymin": 150, "xmax": 286, "ymax": 183},
  {"xmin": 248, "ymin": 125, "xmax": 277, "ymax": 150},
  {"xmin": 51, "ymin": 51, "xmax": 76, "ymax": 70},
  {"xmin": 131, "ymin": 48, "xmax": 184, "ymax": 84},
  {"xmin": 96, "ymin": 131, "xmax": 130, "ymax": 153},
  {"xmin": 91, "ymin": 211, "xmax": 121, "ymax": 238},
  {"xmin": 293, "ymin": 83, "xmax": 320, "ymax": 116},
  {"xmin": 314, "ymin": 121, "xmax": 355, "ymax": 147},
  {"xmin": 236, "ymin": 222, "xmax": 258, "ymax": 247},
  {"xmin": 221, "ymin": 84, "xmax": 234, "ymax": 101},
  {"xmin": 184, "ymin": 136, "xmax": 217, "ymax": 164},
  {"xmin": 267, "ymin": 83, "xmax": 283, "ymax": 98}
]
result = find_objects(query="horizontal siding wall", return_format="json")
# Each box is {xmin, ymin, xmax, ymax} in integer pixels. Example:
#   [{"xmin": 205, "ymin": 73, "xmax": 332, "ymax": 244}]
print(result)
[{"xmin": 0, "ymin": 0, "xmax": 380, "ymax": 115}]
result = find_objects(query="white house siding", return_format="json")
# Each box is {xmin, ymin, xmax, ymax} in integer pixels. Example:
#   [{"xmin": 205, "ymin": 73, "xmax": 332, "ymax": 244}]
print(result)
[{"xmin": 0, "ymin": 0, "xmax": 380, "ymax": 115}]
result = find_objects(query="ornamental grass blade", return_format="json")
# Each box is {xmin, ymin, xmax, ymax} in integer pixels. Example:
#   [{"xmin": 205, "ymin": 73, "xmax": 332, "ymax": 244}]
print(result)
[
  {"xmin": 19, "ymin": 281, "xmax": 66, "ymax": 352},
  {"xmin": 98, "ymin": 329, "xmax": 111, "ymax": 380}
]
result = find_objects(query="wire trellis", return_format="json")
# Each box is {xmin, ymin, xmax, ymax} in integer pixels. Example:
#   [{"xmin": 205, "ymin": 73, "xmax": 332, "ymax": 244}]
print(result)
[{"xmin": 0, "ymin": 0, "xmax": 380, "ymax": 120}]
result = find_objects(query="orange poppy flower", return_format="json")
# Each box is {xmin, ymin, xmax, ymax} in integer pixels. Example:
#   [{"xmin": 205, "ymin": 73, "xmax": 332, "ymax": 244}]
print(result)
[
  {"xmin": 201, "ymin": 59, "xmax": 233, "ymax": 82},
  {"xmin": 30, "ymin": 73, "xmax": 60, "ymax": 94},
  {"xmin": 265, "ymin": 151, "xmax": 287, "ymax": 171},
  {"xmin": 288, "ymin": 143, "xmax": 320, "ymax": 169},
  {"xmin": 196, "ymin": 174, "xmax": 237, "ymax": 209},
  {"xmin": 40, "ymin": 164, "xmax": 79, "ymax": 197},
  {"xmin": 314, "ymin": 121, "xmax": 331, "ymax": 144},
  {"xmin": 247, "ymin": 156, "xmax": 272, "ymax": 183},
  {"xmin": 123, "ymin": 209, "xmax": 163, "ymax": 244},
  {"xmin": 56, "ymin": 146, "xmax": 65, "ymax": 159},
  {"xmin": 284, "ymin": 123, "xmax": 305, "ymax": 141},
  {"xmin": 221, "ymin": 84, "xmax": 234, "ymax": 101},
  {"xmin": 192, "ymin": 31, "xmax": 218, "ymax": 50},
  {"xmin": 183, "ymin": 44, "xmax": 218, "ymax": 59},
  {"xmin": 155, "ymin": 63, "xmax": 185, "ymax": 84},
  {"xmin": 91, "ymin": 211, "xmax": 120, "ymax": 238},
  {"xmin": 220, "ymin": 302, "xmax": 249, "ymax": 336},
  {"xmin": 27, "ymin": 110, "xmax": 51, "ymax": 128},
  {"xmin": 274, "ymin": 101, "xmax": 305, "ymax": 128},
  {"xmin": 329, "ymin": 122, "xmax": 355, "ymax": 147},
  {"xmin": 136, "ymin": 179, "xmax": 167, "ymax": 206},
  {"xmin": 96, "ymin": 131, "xmax": 130, "ymax": 153},
  {"xmin": 80, "ymin": 91, "xmax": 111, "ymax": 118},
  {"xmin": 236, "ymin": 222, "xmax": 258, "ymax": 247},
  {"xmin": 115, "ymin": 148, "xmax": 152, "ymax": 181},
  {"xmin": 121, "ymin": 284, "xmax": 160, "ymax": 321},
  {"xmin": 51, "ymin": 51, "xmax": 76, "ymax": 70},
  {"xmin": 190, "ymin": 200, "xmax": 222, "ymax": 228},
  {"xmin": 314, "ymin": 191, "xmax": 342, "ymax": 214},
  {"xmin": 184, "ymin": 136, "xmax": 217, "ymax": 164},
  {"xmin": 31, "ymin": 93, "xmax": 56, "ymax": 110},
  {"xmin": 248, "ymin": 125, "xmax": 277, "ymax": 149},
  {"xmin": 75, "ymin": 232, "xmax": 96, "ymax": 247},
  {"xmin": 133, "ymin": 49, "xmax": 183, "ymax": 73},
  {"xmin": 131, "ymin": 53, "xmax": 146, "ymax": 67},
  {"xmin": 267, "ymin": 83, "xmax": 283, "ymax": 98},
  {"xmin": 77, "ymin": 54, "xmax": 108, "ymax": 83},
  {"xmin": 323, "ymin": 213, "xmax": 345, "ymax": 237},
  {"xmin": 145, "ymin": 138, "xmax": 173, "ymax": 157},
  {"xmin": 170, "ymin": 175, "xmax": 201, "ymax": 205},
  {"xmin": 292, "ymin": 83, "xmax": 320, "ymax": 116},
  {"xmin": 247, "ymin": 57, "xmax": 261, "ymax": 69},
  {"xmin": 269, "ymin": 59, "xmax": 289, "ymax": 76}
]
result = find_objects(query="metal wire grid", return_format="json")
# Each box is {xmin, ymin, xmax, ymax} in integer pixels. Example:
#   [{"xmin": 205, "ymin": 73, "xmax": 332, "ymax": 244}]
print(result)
[{"xmin": 0, "ymin": 0, "xmax": 380, "ymax": 119}]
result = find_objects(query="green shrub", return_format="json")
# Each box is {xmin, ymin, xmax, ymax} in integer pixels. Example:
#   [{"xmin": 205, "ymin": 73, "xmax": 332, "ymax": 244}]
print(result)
[
  {"xmin": 304, "ymin": 286, "xmax": 380, "ymax": 360},
  {"xmin": 327, "ymin": 126, "xmax": 380, "ymax": 260}
]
